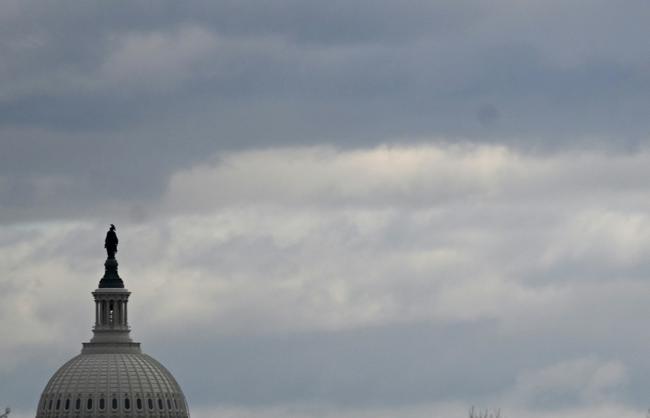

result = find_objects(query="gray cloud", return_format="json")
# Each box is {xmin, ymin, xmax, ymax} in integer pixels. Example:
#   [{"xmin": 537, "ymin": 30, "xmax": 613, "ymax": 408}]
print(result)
[
  {"xmin": 2, "ymin": 1, "xmax": 650, "ymax": 222},
  {"xmin": 4, "ymin": 145, "xmax": 650, "ymax": 416}
]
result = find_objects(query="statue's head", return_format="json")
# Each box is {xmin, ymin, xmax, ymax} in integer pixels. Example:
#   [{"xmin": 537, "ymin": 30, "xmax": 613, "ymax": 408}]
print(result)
[{"xmin": 110, "ymin": 224, "xmax": 116, "ymax": 230}]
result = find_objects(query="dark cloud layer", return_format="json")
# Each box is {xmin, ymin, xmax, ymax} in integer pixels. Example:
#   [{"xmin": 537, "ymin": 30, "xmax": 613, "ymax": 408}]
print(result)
[{"xmin": 2, "ymin": 1, "xmax": 650, "ymax": 222}]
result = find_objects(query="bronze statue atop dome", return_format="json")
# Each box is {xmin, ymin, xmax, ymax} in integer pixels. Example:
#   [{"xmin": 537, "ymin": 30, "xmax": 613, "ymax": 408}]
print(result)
[
  {"xmin": 99, "ymin": 224, "xmax": 124, "ymax": 289},
  {"xmin": 105, "ymin": 224, "xmax": 118, "ymax": 259}
]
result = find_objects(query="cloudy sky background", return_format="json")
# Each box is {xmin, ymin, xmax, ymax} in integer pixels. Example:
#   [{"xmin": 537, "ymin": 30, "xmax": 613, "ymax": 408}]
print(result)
[{"xmin": 3, "ymin": 1, "xmax": 650, "ymax": 417}]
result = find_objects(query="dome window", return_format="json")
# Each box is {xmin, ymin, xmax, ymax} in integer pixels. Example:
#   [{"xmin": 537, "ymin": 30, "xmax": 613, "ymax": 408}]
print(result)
[
  {"xmin": 125, "ymin": 397, "xmax": 131, "ymax": 410},
  {"xmin": 158, "ymin": 398, "xmax": 164, "ymax": 410},
  {"xmin": 148, "ymin": 398, "xmax": 154, "ymax": 410},
  {"xmin": 75, "ymin": 398, "xmax": 81, "ymax": 410},
  {"xmin": 99, "ymin": 397, "xmax": 105, "ymax": 410},
  {"xmin": 136, "ymin": 398, "xmax": 143, "ymax": 410},
  {"xmin": 87, "ymin": 397, "xmax": 93, "ymax": 410},
  {"xmin": 65, "ymin": 398, "xmax": 70, "ymax": 410},
  {"xmin": 48, "ymin": 399, "xmax": 52, "ymax": 410},
  {"xmin": 167, "ymin": 399, "xmax": 172, "ymax": 409},
  {"xmin": 112, "ymin": 397, "xmax": 118, "ymax": 410},
  {"xmin": 109, "ymin": 300, "xmax": 114, "ymax": 324}
]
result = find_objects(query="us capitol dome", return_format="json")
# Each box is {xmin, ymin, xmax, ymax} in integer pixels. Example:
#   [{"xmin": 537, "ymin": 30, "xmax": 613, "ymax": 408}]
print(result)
[{"xmin": 35, "ymin": 226, "xmax": 190, "ymax": 418}]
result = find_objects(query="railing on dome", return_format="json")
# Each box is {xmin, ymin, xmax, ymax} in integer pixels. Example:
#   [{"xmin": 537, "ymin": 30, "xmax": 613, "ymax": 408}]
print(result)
[{"xmin": 0, "ymin": 407, "xmax": 10, "ymax": 418}]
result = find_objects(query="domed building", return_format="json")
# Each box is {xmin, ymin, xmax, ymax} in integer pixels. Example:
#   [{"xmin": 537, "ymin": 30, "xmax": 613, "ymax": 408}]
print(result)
[{"xmin": 35, "ymin": 228, "xmax": 190, "ymax": 418}]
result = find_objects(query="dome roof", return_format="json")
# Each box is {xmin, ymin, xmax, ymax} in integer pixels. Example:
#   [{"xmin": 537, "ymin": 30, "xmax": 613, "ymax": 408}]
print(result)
[
  {"xmin": 35, "ymin": 233, "xmax": 191, "ymax": 418},
  {"xmin": 36, "ymin": 353, "xmax": 189, "ymax": 418}
]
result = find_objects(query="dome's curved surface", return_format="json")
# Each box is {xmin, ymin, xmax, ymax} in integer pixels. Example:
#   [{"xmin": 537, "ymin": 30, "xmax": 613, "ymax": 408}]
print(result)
[{"xmin": 37, "ymin": 353, "xmax": 189, "ymax": 418}]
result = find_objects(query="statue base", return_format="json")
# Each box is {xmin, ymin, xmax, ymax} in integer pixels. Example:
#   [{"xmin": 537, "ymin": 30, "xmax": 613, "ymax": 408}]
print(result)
[{"xmin": 98, "ymin": 257, "xmax": 125, "ymax": 288}]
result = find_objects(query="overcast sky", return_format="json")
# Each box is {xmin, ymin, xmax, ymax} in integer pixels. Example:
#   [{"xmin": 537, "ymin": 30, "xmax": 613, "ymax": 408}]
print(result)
[{"xmin": 3, "ymin": 1, "xmax": 650, "ymax": 417}]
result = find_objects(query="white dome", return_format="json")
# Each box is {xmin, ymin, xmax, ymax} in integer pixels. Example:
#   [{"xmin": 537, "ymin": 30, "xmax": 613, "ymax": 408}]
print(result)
[
  {"xmin": 35, "ymin": 249, "xmax": 191, "ymax": 418},
  {"xmin": 36, "ymin": 353, "xmax": 189, "ymax": 418}
]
